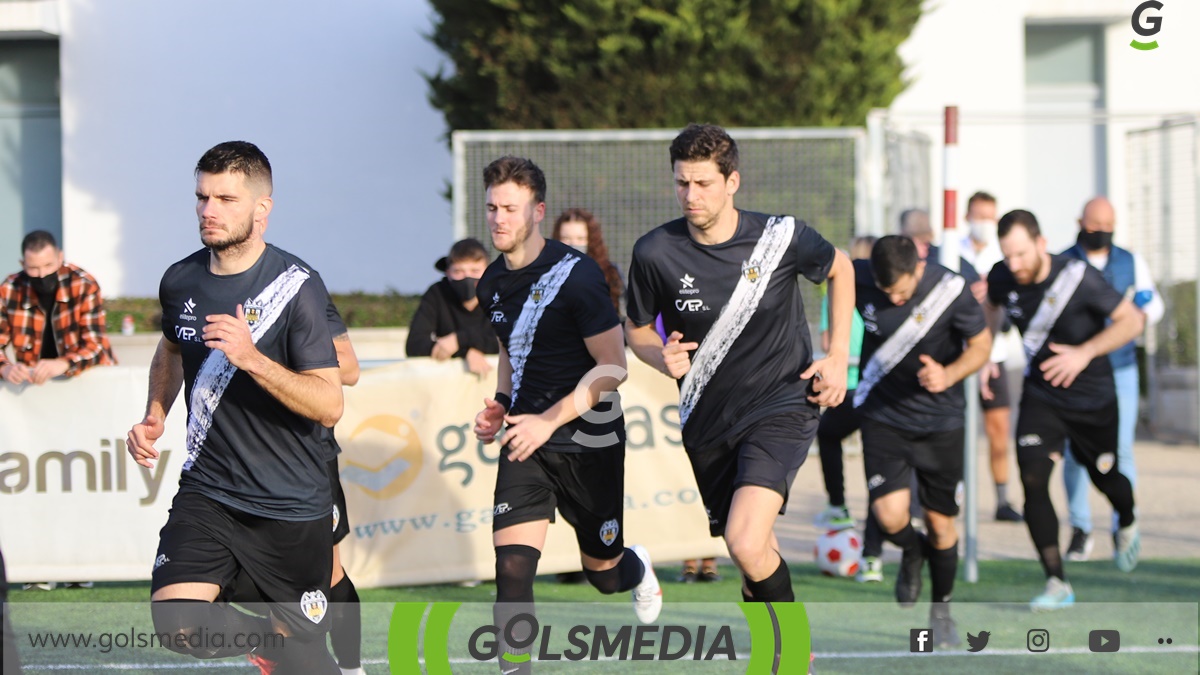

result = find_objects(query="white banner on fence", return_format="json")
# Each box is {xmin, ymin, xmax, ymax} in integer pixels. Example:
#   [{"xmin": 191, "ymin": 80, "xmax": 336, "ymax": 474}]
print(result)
[{"xmin": 0, "ymin": 357, "xmax": 726, "ymax": 586}]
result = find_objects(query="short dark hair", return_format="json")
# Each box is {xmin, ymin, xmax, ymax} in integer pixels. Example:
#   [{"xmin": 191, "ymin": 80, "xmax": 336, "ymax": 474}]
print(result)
[
  {"xmin": 483, "ymin": 156, "xmax": 546, "ymax": 204},
  {"xmin": 449, "ymin": 238, "xmax": 488, "ymax": 264},
  {"xmin": 998, "ymin": 209, "xmax": 1041, "ymax": 239},
  {"xmin": 22, "ymin": 230, "xmax": 58, "ymax": 254},
  {"xmin": 966, "ymin": 191, "xmax": 996, "ymax": 214},
  {"xmin": 870, "ymin": 235, "xmax": 920, "ymax": 288},
  {"xmin": 669, "ymin": 123, "xmax": 739, "ymax": 178},
  {"xmin": 196, "ymin": 141, "xmax": 273, "ymax": 194}
]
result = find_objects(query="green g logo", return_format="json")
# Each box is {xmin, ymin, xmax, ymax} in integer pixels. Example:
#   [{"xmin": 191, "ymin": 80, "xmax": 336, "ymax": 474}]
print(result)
[{"xmin": 1131, "ymin": 0, "xmax": 1163, "ymax": 50}]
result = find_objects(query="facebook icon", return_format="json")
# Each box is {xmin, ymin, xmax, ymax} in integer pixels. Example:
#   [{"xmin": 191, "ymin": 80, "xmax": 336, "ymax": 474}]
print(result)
[{"xmin": 910, "ymin": 628, "xmax": 933, "ymax": 653}]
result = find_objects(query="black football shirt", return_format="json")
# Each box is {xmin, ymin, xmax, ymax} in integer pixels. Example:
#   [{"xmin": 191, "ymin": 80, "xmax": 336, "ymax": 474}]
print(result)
[
  {"xmin": 988, "ymin": 254, "xmax": 1123, "ymax": 410},
  {"xmin": 159, "ymin": 244, "xmax": 339, "ymax": 520},
  {"xmin": 477, "ymin": 239, "xmax": 624, "ymax": 452},
  {"xmin": 625, "ymin": 210, "xmax": 835, "ymax": 452},
  {"xmin": 854, "ymin": 260, "xmax": 987, "ymax": 432}
]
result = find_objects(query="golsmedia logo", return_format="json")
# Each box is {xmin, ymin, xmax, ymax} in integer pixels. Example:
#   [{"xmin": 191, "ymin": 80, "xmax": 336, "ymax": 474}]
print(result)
[
  {"xmin": 389, "ymin": 601, "xmax": 810, "ymax": 673},
  {"xmin": 470, "ymin": 613, "xmax": 736, "ymax": 663},
  {"xmin": 1131, "ymin": 0, "xmax": 1163, "ymax": 50}
]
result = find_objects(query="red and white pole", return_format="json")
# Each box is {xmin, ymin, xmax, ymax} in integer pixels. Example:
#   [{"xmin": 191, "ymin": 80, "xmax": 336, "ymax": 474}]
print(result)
[{"xmin": 942, "ymin": 105, "xmax": 960, "ymax": 272}]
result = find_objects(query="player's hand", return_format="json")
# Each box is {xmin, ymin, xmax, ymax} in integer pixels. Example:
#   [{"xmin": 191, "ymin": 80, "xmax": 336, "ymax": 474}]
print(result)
[
  {"xmin": 432, "ymin": 333, "xmax": 460, "ymax": 361},
  {"xmin": 473, "ymin": 398, "xmax": 506, "ymax": 444},
  {"xmin": 917, "ymin": 354, "xmax": 950, "ymax": 394},
  {"xmin": 1041, "ymin": 342, "xmax": 1094, "ymax": 389},
  {"xmin": 802, "ymin": 352, "xmax": 848, "ymax": 407},
  {"xmin": 662, "ymin": 331, "xmax": 699, "ymax": 379},
  {"xmin": 126, "ymin": 415, "xmax": 164, "ymax": 468},
  {"xmin": 502, "ymin": 413, "xmax": 556, "ymax": 462},
  {"xmin": 465, "ymin": 348, "xmax": 492, "ymax": 377},
  {"xmin": 203, "ymin": 305, "xmax": 261, "ymax": 370},
  {"xmin": 30, "ymin": 357, "xmax": 70, "ymax": 384},
  {"xmin": 980, "ymin": 362, "xmax": 1000, "ymax": 401},
  {"xmin": 971, "ymin": 280, "xmax": 989, "ymax": 305},
  {"xmin": 1, "ymin": 362, "xmax": 31, "ymax": 385}
]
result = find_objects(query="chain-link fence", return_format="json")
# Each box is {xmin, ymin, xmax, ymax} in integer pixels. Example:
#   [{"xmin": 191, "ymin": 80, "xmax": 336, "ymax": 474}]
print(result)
[{"xmin": 1127, "ymin": 117, "xmax": 1200, "ymax": 442}]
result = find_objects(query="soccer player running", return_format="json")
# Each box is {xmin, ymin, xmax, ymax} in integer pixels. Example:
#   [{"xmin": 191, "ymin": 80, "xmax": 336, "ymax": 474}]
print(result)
[
  {"xmin": 986, "ymin": 209, "xmax": 1143, "ymax": 612},
  {"xmin": 854, "ymin": 236, "xmax": 991, "ymax": 647},
  {"xmin": 472, "ymin": 156, "xmax": 660, "ymax": 673},
  {"xmin": 625, "ymin": 123, "xmax": 854, "ymax": 607},
  {"xmin": 126, "ymin": 141, "xmax": 343, "ymax": 673}
]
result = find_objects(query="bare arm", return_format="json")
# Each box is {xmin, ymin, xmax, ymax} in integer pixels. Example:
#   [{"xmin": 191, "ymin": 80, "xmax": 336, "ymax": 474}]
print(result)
[
  {"xmin": 625, "ymin": 319, "xmax": 669, "ymax": 376},
  {"xmin": 803, "ymin": 249, "xmax": 853, "ymax": 406},
  {"xmin": 503, "ymin": 325, "xmax": 628, "ymax": 461},
  {"xmin": 126, "ymin": 337, "xmax": 183, "ymax": 468},
  {"xmin": 918, "ymin": 330, "xmax": 992, "ymax": 394},
  {"xmin": 333, "ymin": 332, "xmax": 360, "ymax": 386},
  {"xmin": 1041, "ymin": 299, "xmax": 1145, "ymax": 389},
  {"xmin": 474, "ymin": 340, "xmax": 513, "ymax": 443}
]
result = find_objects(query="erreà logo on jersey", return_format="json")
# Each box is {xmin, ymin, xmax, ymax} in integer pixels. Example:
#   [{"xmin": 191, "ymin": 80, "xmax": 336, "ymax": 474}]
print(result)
[
  {"xmin": 1130, "ymin": 1, "xmax": 1163, "ymax": 51},
  {"xmin": 243, "ymin": 298, "xmax": 263, "ymax": 326}
]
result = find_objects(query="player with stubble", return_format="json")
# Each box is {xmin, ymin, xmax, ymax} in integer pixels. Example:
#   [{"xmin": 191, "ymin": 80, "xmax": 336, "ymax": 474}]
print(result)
[
  {"xmin": 625, "ymin": 123, "xmax": 855, "ymax": 609},
  {"xmin": 126, "ymin": 141, "xmax": 343, "ymax": 673},
  {"xmin": 472, "ymin": 156, "xmax": 660, "ymax": 674}
]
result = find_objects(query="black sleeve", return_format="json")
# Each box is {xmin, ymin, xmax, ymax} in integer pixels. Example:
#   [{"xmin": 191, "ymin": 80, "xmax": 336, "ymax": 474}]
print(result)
[
  {"xmin": 405, "ymin": 285, "xmax": 444, "ymax": 357},
  {"xmin": 959, "ymin": 258, "xmax": 981, "ymax": 284},
  {"xmin": 951, "ymin": 281, "xmax": 988, "ymax": 339},
  {"xmin": 1081, "ymin": 264, "xmax": 1124, "ymax": 317},
  {"xmin": 625, "ymin": 243, "xmax": 659, "ymax": 327},
  {"xmin": 159, "ymin": 272, "xmax": 176, "ymax": 343},
  {"xmin": 288, "ymin": 275, "xmax": 340, "ymax": 372},
  {"xmin": 794, "ymin": 222, "xmax": 836, "ymax": 285},
  {"xmin": 326, "ymin": 296, "xmax": 348, "ymax": 339},
  {"xmin": 571, "ymin": 258, "xmax": 621, "ymax": 338}
]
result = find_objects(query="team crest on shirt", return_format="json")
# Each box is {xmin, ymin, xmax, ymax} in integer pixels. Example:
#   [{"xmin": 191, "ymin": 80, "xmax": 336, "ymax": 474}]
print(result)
[
  {"xmin": 914, "ymin": 308, "xmax": 927, "ymax": 324},
  {"xmin": 1007, "ymin": 291, "xmax": 1024, "ymax": 319},
  {"xmin": 1096, "ymin": 452, "xmax": 1116, "ymax": 475},
  {"xmin": 599, "ymin": 518, "xmax": 619, "ymax": 547},
  {"xmin": 300, "ymin": 590, "xmax": 328, "ymax": 624},
  {"xmin": 332, "ymin": 505, "xmax": 340, "ymax": 532},
  {"xmin": 530, "ymin": 284, "xmax": 546, "ymax": 304},
  {"xmin": 741, "ymin": 260, "xmax": 762, "ymax": 283},
  {"xmin": 243, "ymin": 298, "xmax": 263, "ymax": 326}
]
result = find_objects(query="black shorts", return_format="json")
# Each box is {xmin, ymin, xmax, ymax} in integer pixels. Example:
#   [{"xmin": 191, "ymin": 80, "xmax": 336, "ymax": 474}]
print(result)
[
  {"xmin": 492, "ymin": 444, "xmax": 626, "ymax": 560},
  {"xmin": 981, "ymin": 362, "xmax": 1011, "ymax": 410},
  {"xmin": 1016, "ymin": 397, "xmax": 1120, "ymax": 474},
  {"xmin": 329, "ymin": 458, "xmax": 350, "ymax": 545},
  {"xmin": 152, "ymin": 491, "xmax": 334, "ymax": 637},
  {"xmin": 688, "ymin": 410, "xmax": 818, "ymax": 537},
  {"xmin": 861, "ymin": 419, "xmax": 964, "ymax": 517}
]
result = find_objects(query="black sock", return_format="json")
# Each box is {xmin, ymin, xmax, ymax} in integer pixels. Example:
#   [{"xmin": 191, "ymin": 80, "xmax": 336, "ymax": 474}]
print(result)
[
  {"xmin": 272, "ymin": 633, "xmax": 340, "ymax": 675},
  {"xmin": 329, "ymin": 571, "xmax": 361, "ymax": 669},
  {"xmin": 863, "ymin": 510, "xmax": 884, "ymax": 558},
  {"xmin": 929, "ymin": 544, "xmax": 958, "ymax": 603},
  {"xmin": 884, "ymin": 522, "xmax": 921, "ymax": 552},
  {"xmin": 744, "ymin": 557, "xmax": 794, "ymax": 603},
  {"xmin": 494, "ymin": 545, "xmax": 540, "ymax": 675},
  {"xmin": 1038, "ymin": 545, "xmax": 1065, "ymax": 581},
  {"xmin": 996, "ymin": 483, "xmax": 1009, "ymax": 505},
  {"xmin": 584, "ymin": 549, "xmax": 644, "ymax": 594},
  {"xmin": 151, "ymin": 599, "xmax": 275, "ymax": 659}
]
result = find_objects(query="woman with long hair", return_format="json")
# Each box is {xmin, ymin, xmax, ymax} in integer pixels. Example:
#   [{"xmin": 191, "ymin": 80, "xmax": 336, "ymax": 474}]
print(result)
[{"xmin": 552, "ymin": 207, "xmax": 624, "ymax": 317}]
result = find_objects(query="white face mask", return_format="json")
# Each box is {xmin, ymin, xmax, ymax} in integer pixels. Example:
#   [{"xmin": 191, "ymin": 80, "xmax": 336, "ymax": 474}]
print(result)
[{"xmin": 967, "ymin": 219, "xmax": 997, "ymax": 244}]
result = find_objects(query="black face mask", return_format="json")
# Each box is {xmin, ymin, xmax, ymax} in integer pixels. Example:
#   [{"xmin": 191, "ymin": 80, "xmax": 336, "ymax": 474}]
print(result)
[
  {"xmin": 28, "ymin": 273, "xmax": 58, "ymax": 296},
  {"xmin": 1078, "ymin": 230, "xmax": 1113, "ymax": 251},
  {"xmin": 448, "ymin": 277, "xmax": 479, "ymax": 303}
]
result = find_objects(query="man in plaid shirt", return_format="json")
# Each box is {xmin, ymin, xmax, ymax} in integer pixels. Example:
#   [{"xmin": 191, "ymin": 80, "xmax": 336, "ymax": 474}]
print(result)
[{"xmin": 0, "ymin": 230, "xmax": 115, "ymax": 384}]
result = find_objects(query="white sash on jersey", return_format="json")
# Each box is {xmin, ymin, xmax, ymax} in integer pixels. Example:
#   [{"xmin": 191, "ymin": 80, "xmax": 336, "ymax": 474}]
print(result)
[
  {"xmin": 183, "ymin": 264, "xmax": 311, "ymax": 470},
  {"xmin": 507, "ymin": 254, "xmax": 580, "ymax": 406},
  {"xmin": 1021, "ymin": 258, "xmax": 1087, "ymax": 376},
  {"xmin": 853, "ymin": 273, "xmax": 965, "ymax": 408},
  {"xmin": 678, "ymin": 216, "xmax": 795, "ymax": 427}
]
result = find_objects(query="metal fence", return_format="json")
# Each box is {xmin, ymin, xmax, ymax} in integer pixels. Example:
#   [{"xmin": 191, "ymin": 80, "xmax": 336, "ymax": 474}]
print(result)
[{"xmin": 1127, "ymin": 117, "xmax": 1200, "ymax": 442}]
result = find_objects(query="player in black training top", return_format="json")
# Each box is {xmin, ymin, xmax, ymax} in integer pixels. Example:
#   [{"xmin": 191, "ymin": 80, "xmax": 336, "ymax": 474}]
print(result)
[
  {"xmin": 854, "ymin": 235, "xmax": 991, "ymax": 647},
  {"xmin": 986, "ymin": 209, "xmax": 1144, "ymax": 612},
  {"xmin": 126, "ymin": 141, "xmax": 343, "ymax": 674},
  {"xmin": 471, "ymin": 156, "xmax": 661, "ymax": 673},
  {"xmin": 626, "ymin": 124, "xmax": 855, "ymax": 607}
]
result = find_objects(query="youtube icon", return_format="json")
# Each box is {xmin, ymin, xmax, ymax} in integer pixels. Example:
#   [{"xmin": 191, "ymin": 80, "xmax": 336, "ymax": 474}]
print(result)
[{"xmin": 1089, "ymin": 630, "xmax": 1120, "ymax": 653}]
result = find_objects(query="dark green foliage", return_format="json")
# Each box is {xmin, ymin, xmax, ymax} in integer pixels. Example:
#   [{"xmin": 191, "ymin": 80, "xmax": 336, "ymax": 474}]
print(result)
[
  {"xmin": 106, "ymin": 292, "xmax": 423, "ymax": 333},
  {"xmin": 426, "ymin": 0, "xmax": 922, "ymax": 134}
]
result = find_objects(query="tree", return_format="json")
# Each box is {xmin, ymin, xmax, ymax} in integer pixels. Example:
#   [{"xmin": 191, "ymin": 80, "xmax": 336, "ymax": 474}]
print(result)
[{"xmin": 425, "ymin": 0, "xmax": 922, "ymax": 134}]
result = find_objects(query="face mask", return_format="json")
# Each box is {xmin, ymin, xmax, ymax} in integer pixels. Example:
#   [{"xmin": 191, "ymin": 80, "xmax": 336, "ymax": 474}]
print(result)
[
  {"xmin": 571, "ymin": 244, "xmax": 588, "ymax": 255},
  {"xmin": 1078, "ymin": 230, "xmax": 1113, "ymax": 251},
  {"xmin": 967, "ymin": 219, "xmax": 996, "ymax": 244},
  {"xmin": 448, "ymin": 277, "xmax": 479, "ymax": 303},
  {"xmin": 28, "ymin": 273, "xmax": 58, "ymax": 295}
]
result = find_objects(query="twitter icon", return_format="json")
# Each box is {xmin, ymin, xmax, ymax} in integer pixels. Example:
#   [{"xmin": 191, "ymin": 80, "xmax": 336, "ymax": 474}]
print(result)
[{"xmin": 967, "ymin": 631, "xmax": 991, "ymax": 652}]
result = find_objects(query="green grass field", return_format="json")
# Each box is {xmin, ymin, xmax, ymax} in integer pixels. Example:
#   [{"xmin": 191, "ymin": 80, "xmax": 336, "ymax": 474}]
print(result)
[{"xmin": 8, "ymin": 559, "xmax": 1199, "ymax": 674}]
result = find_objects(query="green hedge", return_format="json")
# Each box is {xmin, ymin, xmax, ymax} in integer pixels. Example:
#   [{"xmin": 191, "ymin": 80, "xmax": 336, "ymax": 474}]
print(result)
[{"xmin": 105, "ymin": 292, "xmax": 424, "ymax": 334}]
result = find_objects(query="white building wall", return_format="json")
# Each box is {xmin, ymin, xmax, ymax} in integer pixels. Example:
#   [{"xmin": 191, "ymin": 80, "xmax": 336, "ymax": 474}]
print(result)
[
  {"xmin": 59, "ymin": 0, "xmax": 452, "ymax": 296},
  {"xmin": 887, "ymin": 0, "xmax": 1200, "ymax": 254}
]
